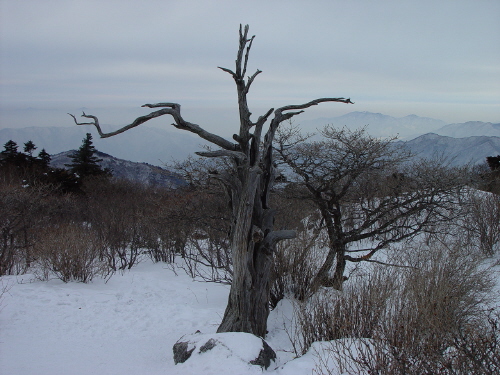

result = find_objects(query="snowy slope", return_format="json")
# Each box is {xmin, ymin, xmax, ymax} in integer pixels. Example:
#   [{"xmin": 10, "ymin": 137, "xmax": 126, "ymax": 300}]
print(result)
[{"xmin": 0, "ymin": 261, "xmax": 345, "ymax": 375}]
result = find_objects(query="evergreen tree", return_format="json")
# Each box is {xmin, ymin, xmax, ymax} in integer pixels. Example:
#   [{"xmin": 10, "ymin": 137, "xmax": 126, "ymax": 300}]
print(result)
[
  {"xmin": 23, "ymin": 140, "xmax": 37, "ymax": 157},
  {"xmin": 38, "ymin": 148, "xmax": 51, "ymax": 168},
  {"xmin": 65, "ymin": 133, "xmax": 110, "ymax": 179},
  {"xmin": 486, "ymin": 155, "xmax": 500, "ymax": 171},
  {"xmin": 1, "ymin": 140, "xmax": 20, "ymax": 161}
]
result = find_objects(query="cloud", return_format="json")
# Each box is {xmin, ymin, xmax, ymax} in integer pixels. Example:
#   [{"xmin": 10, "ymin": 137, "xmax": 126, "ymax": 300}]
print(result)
[{"xmin": 1, "ymin": 0, "xmax": 499, "ymax": 129}]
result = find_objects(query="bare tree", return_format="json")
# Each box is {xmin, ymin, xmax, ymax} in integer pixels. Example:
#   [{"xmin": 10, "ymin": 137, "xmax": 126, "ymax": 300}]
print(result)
[
  {"xmin": 69, "ymin": 25, "xmax": 352, "ymax": 337},
  {"xmin": 275, "ymin": 125, "xmax": 465, "ymax": 291}
]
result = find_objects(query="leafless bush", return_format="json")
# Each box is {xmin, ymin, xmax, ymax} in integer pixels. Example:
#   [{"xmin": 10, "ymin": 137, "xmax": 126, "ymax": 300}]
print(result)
[
  {"xmin": 34, "ymin": 223, "xmax": 107, "ymax": 283},
  {"xmin": 459, "ymin": 189, "xmax": 500, "ymax": 256},
  {"xmin": 271, "ymin": 216, "xmax": 328, "ymax": 308},
  {"xmin": 293, "ymin": 239, "xmax": 498, "ymax": 374},
  {"xmin": 180, "ymin": 236, "xmax": 232, "ymax": 283},
  {"xmin": 156, "ymin": 185, "xmax": 233, "ymax": 283},
  {"xmin": 317, "ymin": 310, "xmax": 500, "ymax": 375},
  {"xmin": 0, "ymin": 182, "xmax": 77, "ymax": 275},
  {"xmin": 292, "ymin": 264, "xmax": 398, "ymax": 355},
  {"xmin": 84, "ymin": 179, "xmax": 156, "ymax": 271}
]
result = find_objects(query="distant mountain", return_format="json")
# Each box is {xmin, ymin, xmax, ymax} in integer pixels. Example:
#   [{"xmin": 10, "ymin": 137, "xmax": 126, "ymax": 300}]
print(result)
[
  {"xmin": 300, "ymin": 111, "xmax": 447, "ymax": 138},
  {"xmin": 434, "ymin": 121, "xmax": 500, "ymax": 138},
  {"xmin": 3, "ymin": 115, "xmax": 499, "ymax": 170},
  {"xmin": 0, "ymin": 125, "xmax": 209, "ymax": 166},
  {"xmin": 399, "ymin": 133, "xmax": 500, "ymax": 166},
  {"xmin": 50, "ymin": 150, "xmax": 187, "ymax": 189}
]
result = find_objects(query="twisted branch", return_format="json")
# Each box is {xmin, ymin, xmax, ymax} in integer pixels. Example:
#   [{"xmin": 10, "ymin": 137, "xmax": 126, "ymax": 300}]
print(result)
[{"xmin": 69, "ymin": 103, "xmax": 237, "ymax": 151}]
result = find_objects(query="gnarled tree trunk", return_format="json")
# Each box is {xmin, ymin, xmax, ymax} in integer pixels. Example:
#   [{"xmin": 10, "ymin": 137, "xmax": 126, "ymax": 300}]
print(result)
[{"xmin": 69, "ymin": 24, "xmax": 352, "ymax": 337}]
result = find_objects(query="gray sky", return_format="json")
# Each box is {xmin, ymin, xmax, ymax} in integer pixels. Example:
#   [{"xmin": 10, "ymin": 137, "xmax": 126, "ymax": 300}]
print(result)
[{"xmin": 1, "ymin": 0, "xmax": 499, "ymax": 134}]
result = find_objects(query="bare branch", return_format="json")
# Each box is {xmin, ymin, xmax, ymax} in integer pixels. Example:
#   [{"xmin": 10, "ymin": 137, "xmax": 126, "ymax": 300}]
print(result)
[
  {"xmin": 195, "ymin": 149, "xmax": 247, "ymax": 162},
  {"xmin": 244, "ymin": 69, "xmax": 262, "ymax": 95},
  {"xmin": 263, "ymin": 97, "xmax": 353, "ymax": 156},
  {"xmin": 218, "ymin": 66, "xmax": 236, "ymax": 77},
  {"xmin": 262, "ymin": 230, "xmax": 297, "ymax": 253},
  {"xmin": 344, "ymin": 255, "xmax": 417, "ymax": 269},
  {"xmin": 241, "ymin": 34, "xmax": 256, "ymax": 79},
  {"xmin": 277, "ymin": 97, "xmax": 354, "ymax": 114},
  {"xmin": 69, "ymin": 103, "xmax": 237, "ymax": 151}
]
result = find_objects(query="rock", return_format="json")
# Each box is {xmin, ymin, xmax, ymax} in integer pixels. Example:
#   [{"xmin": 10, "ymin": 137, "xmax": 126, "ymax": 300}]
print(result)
[
  {"xmin": 172, "ymin": 341, "xmax": 195, "ymax": 364},
  {"xmin": 249, "ymin": 339, "xmax": 276, "ymax": 369},
  {"xmin": 172, "ymin": 332, "xmax": 276, "ymax": 370}
]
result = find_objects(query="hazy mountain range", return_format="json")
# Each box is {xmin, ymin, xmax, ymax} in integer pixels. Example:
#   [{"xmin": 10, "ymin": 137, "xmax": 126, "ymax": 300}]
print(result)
[
  {"xmin": 397, "ymin": 134, "xmax": 500, "ymax": 166},
  {"xmin": 300, "ymin": 111, "xmax": 448, "ymax": 139},
  {"xmin": 300, "ymin": 111, "xmax": 500, "ymax": 140},
  {"xmin": 1, "ymin": 112, "xmax": 499, "ymax": 168}
]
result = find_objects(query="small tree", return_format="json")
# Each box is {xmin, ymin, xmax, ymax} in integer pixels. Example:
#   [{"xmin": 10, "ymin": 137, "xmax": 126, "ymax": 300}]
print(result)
[
  {"xmin": 65, "ymin": 133, "xmax": 110, "ymax": 180},
  {"xmin": 276, "ymin": 125, "xmax": 465, "ymax": 291},
  {"xmin": 69, "ymin": 24, "xmax": 352, "ymax": 337},
  {"xmin": 1, "ymin": 140, "xmax": 20, "ymax": 163},
  {"xmin": 37, "ymin": 149, "xmax": 51, "ymax": 168},
  {"xmin": 487, "ymin": 155, "xmax": 500, "ymax": 171},
  {"xmin": 23, "ymin": 140, "xmax": 37, "ymax": 159}
]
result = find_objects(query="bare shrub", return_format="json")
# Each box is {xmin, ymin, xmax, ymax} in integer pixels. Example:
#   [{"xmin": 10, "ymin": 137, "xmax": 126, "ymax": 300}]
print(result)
[
  {"xmin": 180, "ymin": 236, "xmax": 232, "ymax": 283},
  {"xmin": 149, "ymin": 182, "xmax": 234, "ymax": 282},
  {"xmin": 84, "ymin": 179, "xmax": 153, "ymax": 271},
  {"xmin": 317, "ymin": 311, "xmax": 500, "ymax": 374},
  {"xmin": 34, "ymin": 223, "xmax": 107, "ymax": 283},
  {"xmin": 293, "ymin": 264, "xmax": 398, "ymax": 355},
  {"xmin": 459, "ymin": 189, "xmax": 500, "ymax": 256},
  {"xmin": 0, "ymin": 182, "xmax": 77, "ymax": 275},
  {"xmin": 271, "ymin": 217, "xmax": 328, "ymax": 308},
  {"xmin": 295, "ymin": 239, "xmax": 498, "ymax": 374}
]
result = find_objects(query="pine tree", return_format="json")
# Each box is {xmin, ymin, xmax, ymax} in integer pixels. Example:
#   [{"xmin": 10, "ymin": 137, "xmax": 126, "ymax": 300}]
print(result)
[
  {"xmin": 1, "ymin": 140, "xmax": 20, "ymax": 161},
  {"xmin": 23, "ymin": 140, "xmax": 37, "ymax": 157},
  {"xmin": 65, "ymin": 133, "xmax": 110, "ymax": 179},
  {"xmin": 37, "ymin": 148, "xmax": 51, "ymax": 168}
]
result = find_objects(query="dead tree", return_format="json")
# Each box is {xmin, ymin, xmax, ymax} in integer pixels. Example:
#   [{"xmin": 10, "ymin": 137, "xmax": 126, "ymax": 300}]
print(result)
[{"xmin": 69, "ymin": 25, "xmax": 352, "ymax": 337}]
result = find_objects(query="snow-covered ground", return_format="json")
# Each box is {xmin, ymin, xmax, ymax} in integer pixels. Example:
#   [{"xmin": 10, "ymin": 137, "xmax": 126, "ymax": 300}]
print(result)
[{"xmin": 0, "ymin": 261, "xmax": 342, "ymax": 375}]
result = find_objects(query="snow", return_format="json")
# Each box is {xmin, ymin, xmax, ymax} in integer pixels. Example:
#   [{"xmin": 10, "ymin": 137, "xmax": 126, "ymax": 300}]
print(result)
[{"xmin": 0, "ymin": 261, "xmax": 346, "ymax": 375}]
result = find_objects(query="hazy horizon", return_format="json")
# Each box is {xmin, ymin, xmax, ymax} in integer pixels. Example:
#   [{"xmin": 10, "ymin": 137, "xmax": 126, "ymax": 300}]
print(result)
[{"xmin": 1, "ymin": 0, "xmax": 499, "ymax": 133}]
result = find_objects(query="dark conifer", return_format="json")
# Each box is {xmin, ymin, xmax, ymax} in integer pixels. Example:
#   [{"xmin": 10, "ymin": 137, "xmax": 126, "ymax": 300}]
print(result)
[
  {"xmin": 37, "ymin": 148, "xmax": 51, "ymax": 168},
  {"xmin": 1, "ymin": 140, "xmax": 20, "ymax": 161},
  {"xmin": 23, "ymin": 140, "xmax": 37, "ymax": 157},
  {"xmin": 65, "ymin": 133, "xmax": 110, "ymax": 179}
]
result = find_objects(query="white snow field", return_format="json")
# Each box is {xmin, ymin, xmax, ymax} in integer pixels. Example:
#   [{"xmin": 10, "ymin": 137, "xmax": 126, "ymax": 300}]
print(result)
[{"xmin": 0, "ymin": 261, "xmax": 344, "ymax": 375}]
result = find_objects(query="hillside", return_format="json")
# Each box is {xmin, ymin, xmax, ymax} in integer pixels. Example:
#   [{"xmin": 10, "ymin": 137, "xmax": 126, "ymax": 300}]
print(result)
[
  {"xmin": 399, "ymin": 133, "xmax": 500, "ymax": 165},
  {"xmin": 50, "ymin": 150, "xmax": 187, "ymax": 189}
]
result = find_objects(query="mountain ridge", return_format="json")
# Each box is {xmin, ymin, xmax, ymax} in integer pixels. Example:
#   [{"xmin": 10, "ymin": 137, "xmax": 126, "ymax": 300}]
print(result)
[
  {"xmin": 50, "ymin": 150, "xmax": 187, "ymax": 189},
  {"xmin": 397, "ymin": 133, "xmax": 500, "ymax": 166}
]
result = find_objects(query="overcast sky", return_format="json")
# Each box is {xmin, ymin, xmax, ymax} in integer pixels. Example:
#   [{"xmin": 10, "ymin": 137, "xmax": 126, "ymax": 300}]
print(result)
[{"xmin": 1, "ymin": 0, "xmax": 499, "ymax": 134}]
